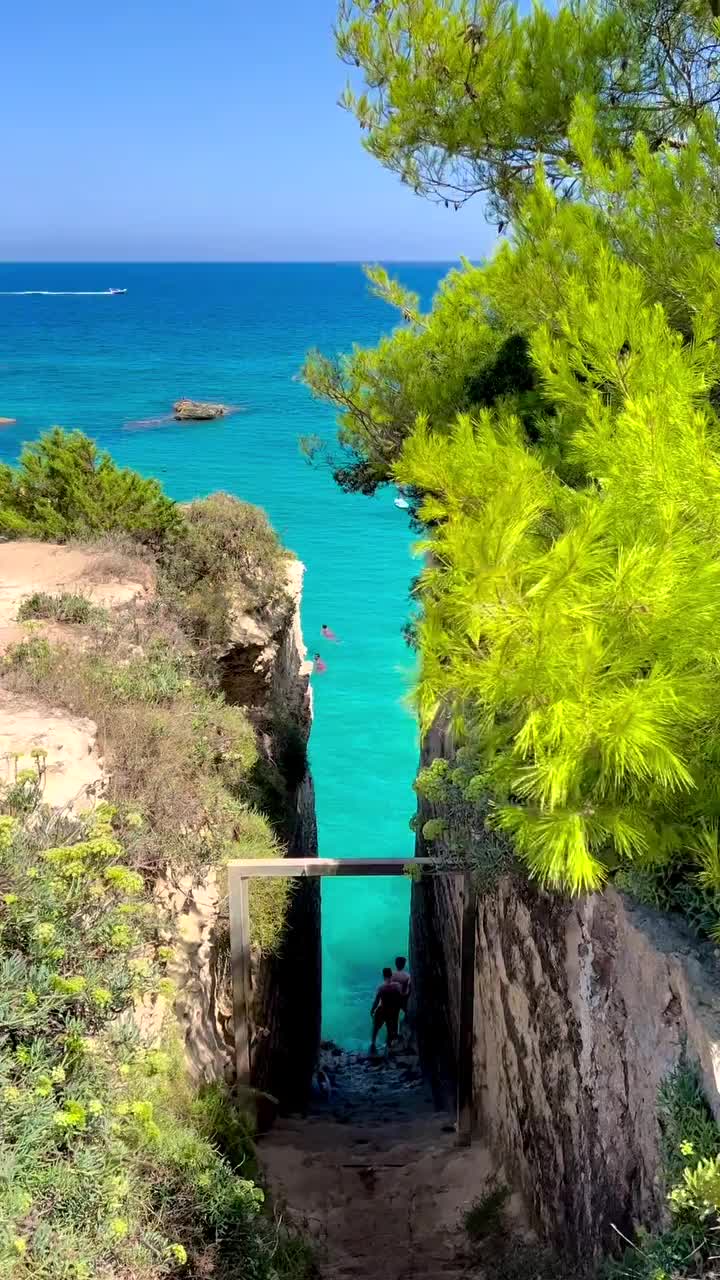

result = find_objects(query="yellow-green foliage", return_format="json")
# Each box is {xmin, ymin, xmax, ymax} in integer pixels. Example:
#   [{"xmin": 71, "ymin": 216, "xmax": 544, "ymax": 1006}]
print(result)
[
  {"xmin": 394, "ymin": 123, "xmax": 720, "ymax": 896},
  {"xmin": 0, "ymin": 803, "xmax": 313, "ymax": 1280},
  {"xmin": 310, "ymin": 85, "xmax": 720, "ymax": 907}
]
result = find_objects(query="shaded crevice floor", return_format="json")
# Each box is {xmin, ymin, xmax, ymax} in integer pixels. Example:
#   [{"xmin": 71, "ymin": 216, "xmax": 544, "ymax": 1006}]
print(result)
[{"xmin": 257, "ymin": 1044, "xmax": 526, "ymax": 1280}]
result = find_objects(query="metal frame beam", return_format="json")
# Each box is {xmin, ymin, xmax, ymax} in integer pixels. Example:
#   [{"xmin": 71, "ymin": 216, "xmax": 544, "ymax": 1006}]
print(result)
[{"xmin": 228, "ymin": 857, "xmax": 449, "ymax": 878}]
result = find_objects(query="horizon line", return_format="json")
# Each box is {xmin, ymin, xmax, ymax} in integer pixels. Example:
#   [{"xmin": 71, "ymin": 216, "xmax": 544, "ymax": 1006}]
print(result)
[{"xmin": 0, "ymin": 258, "xmax": 468, "ymax": 266}]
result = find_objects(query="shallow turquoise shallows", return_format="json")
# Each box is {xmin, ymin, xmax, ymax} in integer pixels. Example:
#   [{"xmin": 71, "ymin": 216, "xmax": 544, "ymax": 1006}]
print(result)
[{"xmin": 0, "ymin": 262, "xmax": 448, "ymax": 1047}]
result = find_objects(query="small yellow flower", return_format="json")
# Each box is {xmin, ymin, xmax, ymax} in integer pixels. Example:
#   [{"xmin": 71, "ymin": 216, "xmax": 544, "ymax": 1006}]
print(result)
[
  {"xmin": 12, "ymin": 1237, "xmax": 27, "ymax": 1256},
  {"xmin": 2, "ymin": 893, "xmax": 18, "ymax": 906},
  {"xmin": 167, "ymin": 1243, "xmax": 187, "ymax": 1265},
  {"xmin": 108, "ymin": 1217, "xmax": 129, "ymax": 1239}
]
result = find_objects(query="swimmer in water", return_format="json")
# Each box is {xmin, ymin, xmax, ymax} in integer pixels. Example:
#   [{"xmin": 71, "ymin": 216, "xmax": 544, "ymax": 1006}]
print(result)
[
  {"xmin": 313, "ymin": 653, "xmax": 327, "ymax": 674},
  {"xmin": 321, "ymin": 624, "xmax": 340, "ymax": 642}
]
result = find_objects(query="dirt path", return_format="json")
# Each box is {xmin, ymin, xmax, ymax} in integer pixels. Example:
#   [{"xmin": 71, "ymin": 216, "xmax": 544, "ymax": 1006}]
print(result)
[{"xmin": 257, "ymin": 1047, "xmax": 525, "ymax": 1280}]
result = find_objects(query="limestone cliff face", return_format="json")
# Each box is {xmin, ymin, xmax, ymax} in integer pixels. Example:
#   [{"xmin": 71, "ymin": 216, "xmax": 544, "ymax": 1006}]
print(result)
[
  {"xmin": 168, "ymin": 560, "xmax": 321, "ymax": 1109},
  {"xmin": 411, "ymin": 721, "xmax": 720, "ymax": 1256},
  {"xmin": 247, "ymin": 561, "xmax": 321, "ymax": 1113}
]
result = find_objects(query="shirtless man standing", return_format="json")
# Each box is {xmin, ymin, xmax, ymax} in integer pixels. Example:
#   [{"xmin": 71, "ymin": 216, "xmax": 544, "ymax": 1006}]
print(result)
[{"xmin": 370, "ymin": 967, "xmax": 402, "ymax": 1054}]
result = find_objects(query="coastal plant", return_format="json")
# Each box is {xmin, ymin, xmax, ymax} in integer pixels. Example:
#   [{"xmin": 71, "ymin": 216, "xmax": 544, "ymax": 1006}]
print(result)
[
  {"xmin": 159, "ymin": 492, "xmax": 291, "ymax": 647},
  {"xmin": 607, "ymin": 1065, "xmax": 720, "ymax": 1278},
  {"xmin": 334, "ymin": 0, "xmax": 720, "ymax": 220},
  {"xmin": 0, "ymin": 799, "xmax": 313, "ymax": 1280},
  {"xmin": 17, "ymin": 591, "xmax": 108, "ymax": 626},
  {"xmin": 0, "ymin": 428, "xmax": 180, "ymax": 543}
]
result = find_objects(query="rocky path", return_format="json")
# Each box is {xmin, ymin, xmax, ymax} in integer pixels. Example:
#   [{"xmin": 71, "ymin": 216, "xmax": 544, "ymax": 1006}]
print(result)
[{"xmin": 257, "ymin": 1044, "xmax": 525, "ymax": 1280}]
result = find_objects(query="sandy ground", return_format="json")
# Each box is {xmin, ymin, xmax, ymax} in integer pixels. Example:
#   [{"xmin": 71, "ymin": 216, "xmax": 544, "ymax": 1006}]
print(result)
[
  {"xmin": 258, "ymin": 1049, "xmax": 526, "ymax": 1280},
  {"xmin": 0, "ymin": 540, "xmax": 152, "ymax": 631},
  {"xmin": 0, "ymin": 689, "xmax": 104, "ymax": 811},
  {"xmin": 0, "ymin": 540, "xmax": 151, "ymax": 810}
]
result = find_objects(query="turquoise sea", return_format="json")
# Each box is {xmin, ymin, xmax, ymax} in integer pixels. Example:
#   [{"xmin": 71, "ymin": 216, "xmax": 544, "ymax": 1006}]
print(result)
[{"xmin": 0, "ymin": 262, "xmax": 447, "ymax": 1046}]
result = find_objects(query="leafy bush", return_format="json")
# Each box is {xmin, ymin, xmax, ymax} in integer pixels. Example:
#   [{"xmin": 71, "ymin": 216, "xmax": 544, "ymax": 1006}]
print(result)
[
  {"xmin": 608, "ymin": 1066, "xmax": 720, "ymax": 1279},
  {"xmin": 0, "ymin": 428, "xmax": 180, "ymax": 544},
  {"xmin": 0, "ymin": 802, "xmax": 314, "ymax": 1280},
  {"xmin": 159, "ymin": 493, "xmax": 291, "ymax": 647},
  {"xmin": 17, "ymin": 592, "xmax": 108, "ymax": 626}
]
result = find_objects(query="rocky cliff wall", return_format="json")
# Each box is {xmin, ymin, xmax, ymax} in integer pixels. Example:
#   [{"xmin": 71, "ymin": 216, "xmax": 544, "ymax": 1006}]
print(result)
[
  {"xmin": 248, "ymin": 560, "xmax": 321, "ymax": 1112},
  {"xmin": 411, "ymin": 724, "xmax": 720, "ymax": 1255},
  {"xmin": 169, "ymin": 560, "xmax": 320, "ymax": 1109}
]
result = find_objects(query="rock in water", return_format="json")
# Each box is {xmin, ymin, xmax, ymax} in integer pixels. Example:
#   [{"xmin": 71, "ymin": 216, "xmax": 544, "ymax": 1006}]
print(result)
[{"xmin": 173, "ymin": 398, "xmax": 228, "ymax": 420}]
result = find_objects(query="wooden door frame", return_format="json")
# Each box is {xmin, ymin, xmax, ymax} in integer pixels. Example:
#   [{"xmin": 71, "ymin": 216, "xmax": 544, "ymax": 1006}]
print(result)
[{"xmin": 227, "ymin": 857, "xmax": 477, "ymax": 1146}]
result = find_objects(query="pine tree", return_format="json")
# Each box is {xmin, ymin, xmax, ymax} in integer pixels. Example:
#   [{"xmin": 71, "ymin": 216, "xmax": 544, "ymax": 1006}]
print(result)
[
  {"xmin": 0, "ymin": 428, "xmax": 181, "ymax": 542},
  {"xmin": 396, "ymin": 127, "xmax": 720, "ymax": 893}
]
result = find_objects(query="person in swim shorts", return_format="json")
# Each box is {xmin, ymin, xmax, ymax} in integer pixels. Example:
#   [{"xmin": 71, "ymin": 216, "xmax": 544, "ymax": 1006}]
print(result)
[{"xmin": 370, "ymin": 967, "xmax": 402, "ymax": 1053}]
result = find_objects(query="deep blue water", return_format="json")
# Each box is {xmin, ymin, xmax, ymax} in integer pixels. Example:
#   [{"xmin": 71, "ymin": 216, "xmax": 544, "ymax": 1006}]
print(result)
[{"xmin": 0, "ymin": 262, "xmax": 448, "ymax": 1045}]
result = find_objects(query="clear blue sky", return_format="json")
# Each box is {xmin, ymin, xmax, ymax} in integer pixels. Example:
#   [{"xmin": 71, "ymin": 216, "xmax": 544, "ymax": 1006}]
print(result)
[{"xmin": 3, "ymin": 0, "xmax": 495, "ymax": 262}]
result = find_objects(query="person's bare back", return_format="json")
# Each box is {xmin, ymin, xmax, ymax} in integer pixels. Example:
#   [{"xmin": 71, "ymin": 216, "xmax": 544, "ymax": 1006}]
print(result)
[{"xmin": 392, "ymin": 955, "xmax": 411, "ymax": 1011}]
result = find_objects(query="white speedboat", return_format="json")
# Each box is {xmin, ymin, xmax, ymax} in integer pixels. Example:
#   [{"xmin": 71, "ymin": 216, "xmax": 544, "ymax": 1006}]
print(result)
[{"xmin": 108, "ymin": 288, "xmax": 127, "ymax": 295}]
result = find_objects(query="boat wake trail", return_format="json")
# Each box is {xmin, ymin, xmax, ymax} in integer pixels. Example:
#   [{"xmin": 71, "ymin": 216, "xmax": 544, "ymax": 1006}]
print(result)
[{"xmin": 0, "ymin": 290, "xmax": 127, "ymax": 297}]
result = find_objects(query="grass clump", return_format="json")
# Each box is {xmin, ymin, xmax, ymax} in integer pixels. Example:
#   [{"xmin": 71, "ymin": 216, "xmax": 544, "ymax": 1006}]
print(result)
[
  {"xmin": 0, "ymin": 799, "xmax": 315, "ymax": 1280},
  {"xmin": 464, "ymin": 1184, "xmax": 511, "ymax": 1241},
  {"xmin": 17, "ymin": 591, "xmax": 109, "ymax": 626}
]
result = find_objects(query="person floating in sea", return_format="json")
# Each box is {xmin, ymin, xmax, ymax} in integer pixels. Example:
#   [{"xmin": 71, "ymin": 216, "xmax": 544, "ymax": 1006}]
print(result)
[
  {"xmin": 392, "ymin": 955, "xmax": 411, "ymax": 1017},
  {"xmin": 313, "ymin": 653, "xmax": 327, "ymax": 674},
  {"xmin": 370, "ymin": 967, "xmax": 402, "ymax": 1055},
  {"xmin": 321, "ymin": 623, "xmax": 340, "ymax": 642}
]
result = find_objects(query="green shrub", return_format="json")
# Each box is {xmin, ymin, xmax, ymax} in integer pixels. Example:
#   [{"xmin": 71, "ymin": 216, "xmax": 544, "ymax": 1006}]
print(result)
[
  {"xmin": 159, "ymin": 492, "xmax": 291, "ymax": 647},
  {"xmin": 658, "ymin": 1065, "xmax": 720, "ymax": 1188},
  {"xmin": 17, "ymin": 592, "xmax": 108, "ymax": 626},
  {"xmin": 463, "ymin": 1184, "xmax": 510, "ymax": 1241},
  {"xmin": 0, "ymin": 801, "xmax": 313, "ymax": 1280},
  {"xmin": 0, "ymin": 428, "xmax": 180, "ymax": 544},
  {"xmin": 607, "ymin": 1066, "xmax": 720, "ymax": 1278}
]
